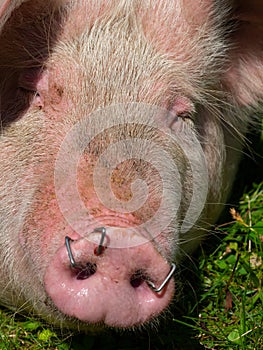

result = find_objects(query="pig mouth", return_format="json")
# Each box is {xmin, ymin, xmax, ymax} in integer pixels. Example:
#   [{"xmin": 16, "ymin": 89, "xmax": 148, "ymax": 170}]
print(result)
[{"xmin": 44, "ymin": 226, "xmax": 175, "ymax": 328}]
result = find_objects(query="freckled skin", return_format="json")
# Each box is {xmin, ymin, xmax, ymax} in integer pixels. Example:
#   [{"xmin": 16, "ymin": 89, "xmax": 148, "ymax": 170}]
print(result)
[{"xmin": 0, "ymin": 0, "xmax": 262, "ymax": 330}]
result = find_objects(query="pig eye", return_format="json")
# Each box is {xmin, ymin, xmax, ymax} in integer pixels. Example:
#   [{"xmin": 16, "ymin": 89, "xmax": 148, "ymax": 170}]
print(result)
[
  {"xmin": 18, "ymin": 68, "xmax": 41, "ymax": 90},
  {"xmin": 17, "ymin": 86, "xmax": 43, "ymax": 109},
  {"xmin": 18, "ymin": 68, "xmax": 45, "ymax": 108},
  {"xmin": 18, "ymin": 85, "xmax": 38, "ymax": 96},
  {"xmin": 170, "ymin": 96, "xmax": 195, "ymax": 122},
  {"xmin": 177, "ymin": 111, "xmax": 194, "ymax": 121}
]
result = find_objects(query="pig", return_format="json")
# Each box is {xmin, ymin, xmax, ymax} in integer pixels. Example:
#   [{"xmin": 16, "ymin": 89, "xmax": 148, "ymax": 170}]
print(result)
[{"xmin": 0, "ymin": 0, "xmax": 262, "ymax": 330}]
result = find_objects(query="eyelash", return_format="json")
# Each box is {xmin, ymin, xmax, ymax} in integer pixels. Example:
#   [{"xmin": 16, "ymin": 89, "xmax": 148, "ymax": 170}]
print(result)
[
  {"xmin": 18, "ymin": 86, "xmax": 35, "ymax": 94},
  {"xmin": 177, "ymin": 111, "xmax": 195, "ymax": 121}
]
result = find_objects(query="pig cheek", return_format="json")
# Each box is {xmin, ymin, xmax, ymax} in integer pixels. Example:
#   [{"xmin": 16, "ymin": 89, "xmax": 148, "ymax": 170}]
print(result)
[{"xmin": 19, "ymin": 183, "xmax": 76, "ymax": 270}]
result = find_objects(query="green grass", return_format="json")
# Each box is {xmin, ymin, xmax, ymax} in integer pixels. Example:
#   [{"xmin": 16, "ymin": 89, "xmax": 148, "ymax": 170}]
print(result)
[
  {"xmin": 190, "ymin": 181, "xmax": 263, "ymax": 349},
  {"xmin": 0, "ymin": 180, "xmax": 262, "ymax": 350}
]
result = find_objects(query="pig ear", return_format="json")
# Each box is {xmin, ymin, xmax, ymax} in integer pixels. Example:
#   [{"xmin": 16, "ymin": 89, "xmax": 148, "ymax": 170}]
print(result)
[
  {"xmin": 0, "ymin": 1, "xmax": 25, "ymax": 31},
  {"xmin": 224, "ymin": 1, "xmax": 263, "ymax": 107},
  {"xmin": 0, "ymin": 0, "xmax": 63, "ymax": 126}
]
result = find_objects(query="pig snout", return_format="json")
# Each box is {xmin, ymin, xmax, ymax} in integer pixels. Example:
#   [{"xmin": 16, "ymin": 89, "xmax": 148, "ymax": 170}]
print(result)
[{"xmin": 44, "ymin": 227, "xmax": 175, "ymax": 328}]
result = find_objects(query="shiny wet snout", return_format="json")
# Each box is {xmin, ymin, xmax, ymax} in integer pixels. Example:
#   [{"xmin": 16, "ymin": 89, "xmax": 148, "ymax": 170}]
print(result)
[{"xmin": 44, "ymin": 227, "xmax": 175, "ymax": 328}]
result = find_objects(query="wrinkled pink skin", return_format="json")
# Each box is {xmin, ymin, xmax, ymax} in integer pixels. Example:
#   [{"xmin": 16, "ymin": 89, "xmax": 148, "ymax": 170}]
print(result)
[{"xmin": 0, "ymin": 0, "xmax": 262, "ymax": 330}]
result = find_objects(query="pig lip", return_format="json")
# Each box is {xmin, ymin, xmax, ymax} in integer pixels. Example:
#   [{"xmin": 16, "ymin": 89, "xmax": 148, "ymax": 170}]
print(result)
[{"xmin": 44, "ymin": 236, "xmax": 175, "ymax": 328}]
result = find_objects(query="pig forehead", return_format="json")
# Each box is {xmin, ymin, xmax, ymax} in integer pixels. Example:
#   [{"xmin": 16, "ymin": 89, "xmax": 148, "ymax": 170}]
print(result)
[
  {"xmin": 0, "ymin": 0, "xmax": 217, "ymax": 32},
  {"xmin": 63, "ymin": 0, "xmax": 216, "ymax": 39},
  {"xmin": 58, "ymin": 0, "xmax": 221, "ymax": 79},
  {"xmin": 44, "ymin": 0, "xmax": 224, "ymax": 108}
]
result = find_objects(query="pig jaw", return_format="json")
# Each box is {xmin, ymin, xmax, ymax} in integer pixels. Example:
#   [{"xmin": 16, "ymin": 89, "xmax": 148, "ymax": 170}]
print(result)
[{"xmin": 44, "ymin": 228, "xmax": 175, "ymax": 328}]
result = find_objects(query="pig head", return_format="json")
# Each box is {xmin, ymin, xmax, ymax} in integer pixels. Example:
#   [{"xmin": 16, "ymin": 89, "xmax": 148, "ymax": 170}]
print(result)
[{"xmin": 0, "ymin": 0, "xmax": 262, "ymax": 330}]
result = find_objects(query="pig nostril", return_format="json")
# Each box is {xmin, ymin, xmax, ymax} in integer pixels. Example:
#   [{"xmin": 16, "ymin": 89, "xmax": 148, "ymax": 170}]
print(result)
[
  {"xmin": 130, "ymin": 270, "xmax": 148, "ymax": 288},
  {"xmin": 65, "ymin": 237, "xmax": 97, "ymax": 279},
  {"xmin": 130, "ymin": 276, "xmax": 143, "ymax": 288},
  {"xmin": 74, "ymin": 262, "xmax": 97, "ymax": 280}
]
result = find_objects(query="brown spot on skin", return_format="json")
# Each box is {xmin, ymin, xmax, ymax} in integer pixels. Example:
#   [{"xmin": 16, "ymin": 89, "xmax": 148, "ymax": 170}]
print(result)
[
  {"xmin": 55, "ymin": 85, "xmax": 64, "ymax": 97},
  {"xmin": 50, "ymin": 83, "xmax": 64, "ymax": 105}
]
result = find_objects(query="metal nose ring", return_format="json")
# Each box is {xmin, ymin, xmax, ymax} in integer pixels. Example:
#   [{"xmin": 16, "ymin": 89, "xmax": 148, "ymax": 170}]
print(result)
[
  {"xmin": 93, "ymin": 227, "xmax": 107, "ymax": 255},
  {"xmin": 65, "ymin": 227, "xmax": 107, "ymax": 267},
  {"xmin": 65, "ymin": 230, "xmax": 175, "ymax": 293},
  {"xmin": 65, "ymin": 236, "xmax": 77, "ymax": 268},
  {"xmin": 147, "ymin": 263, "xmax": 176, "ymax": 293}
]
